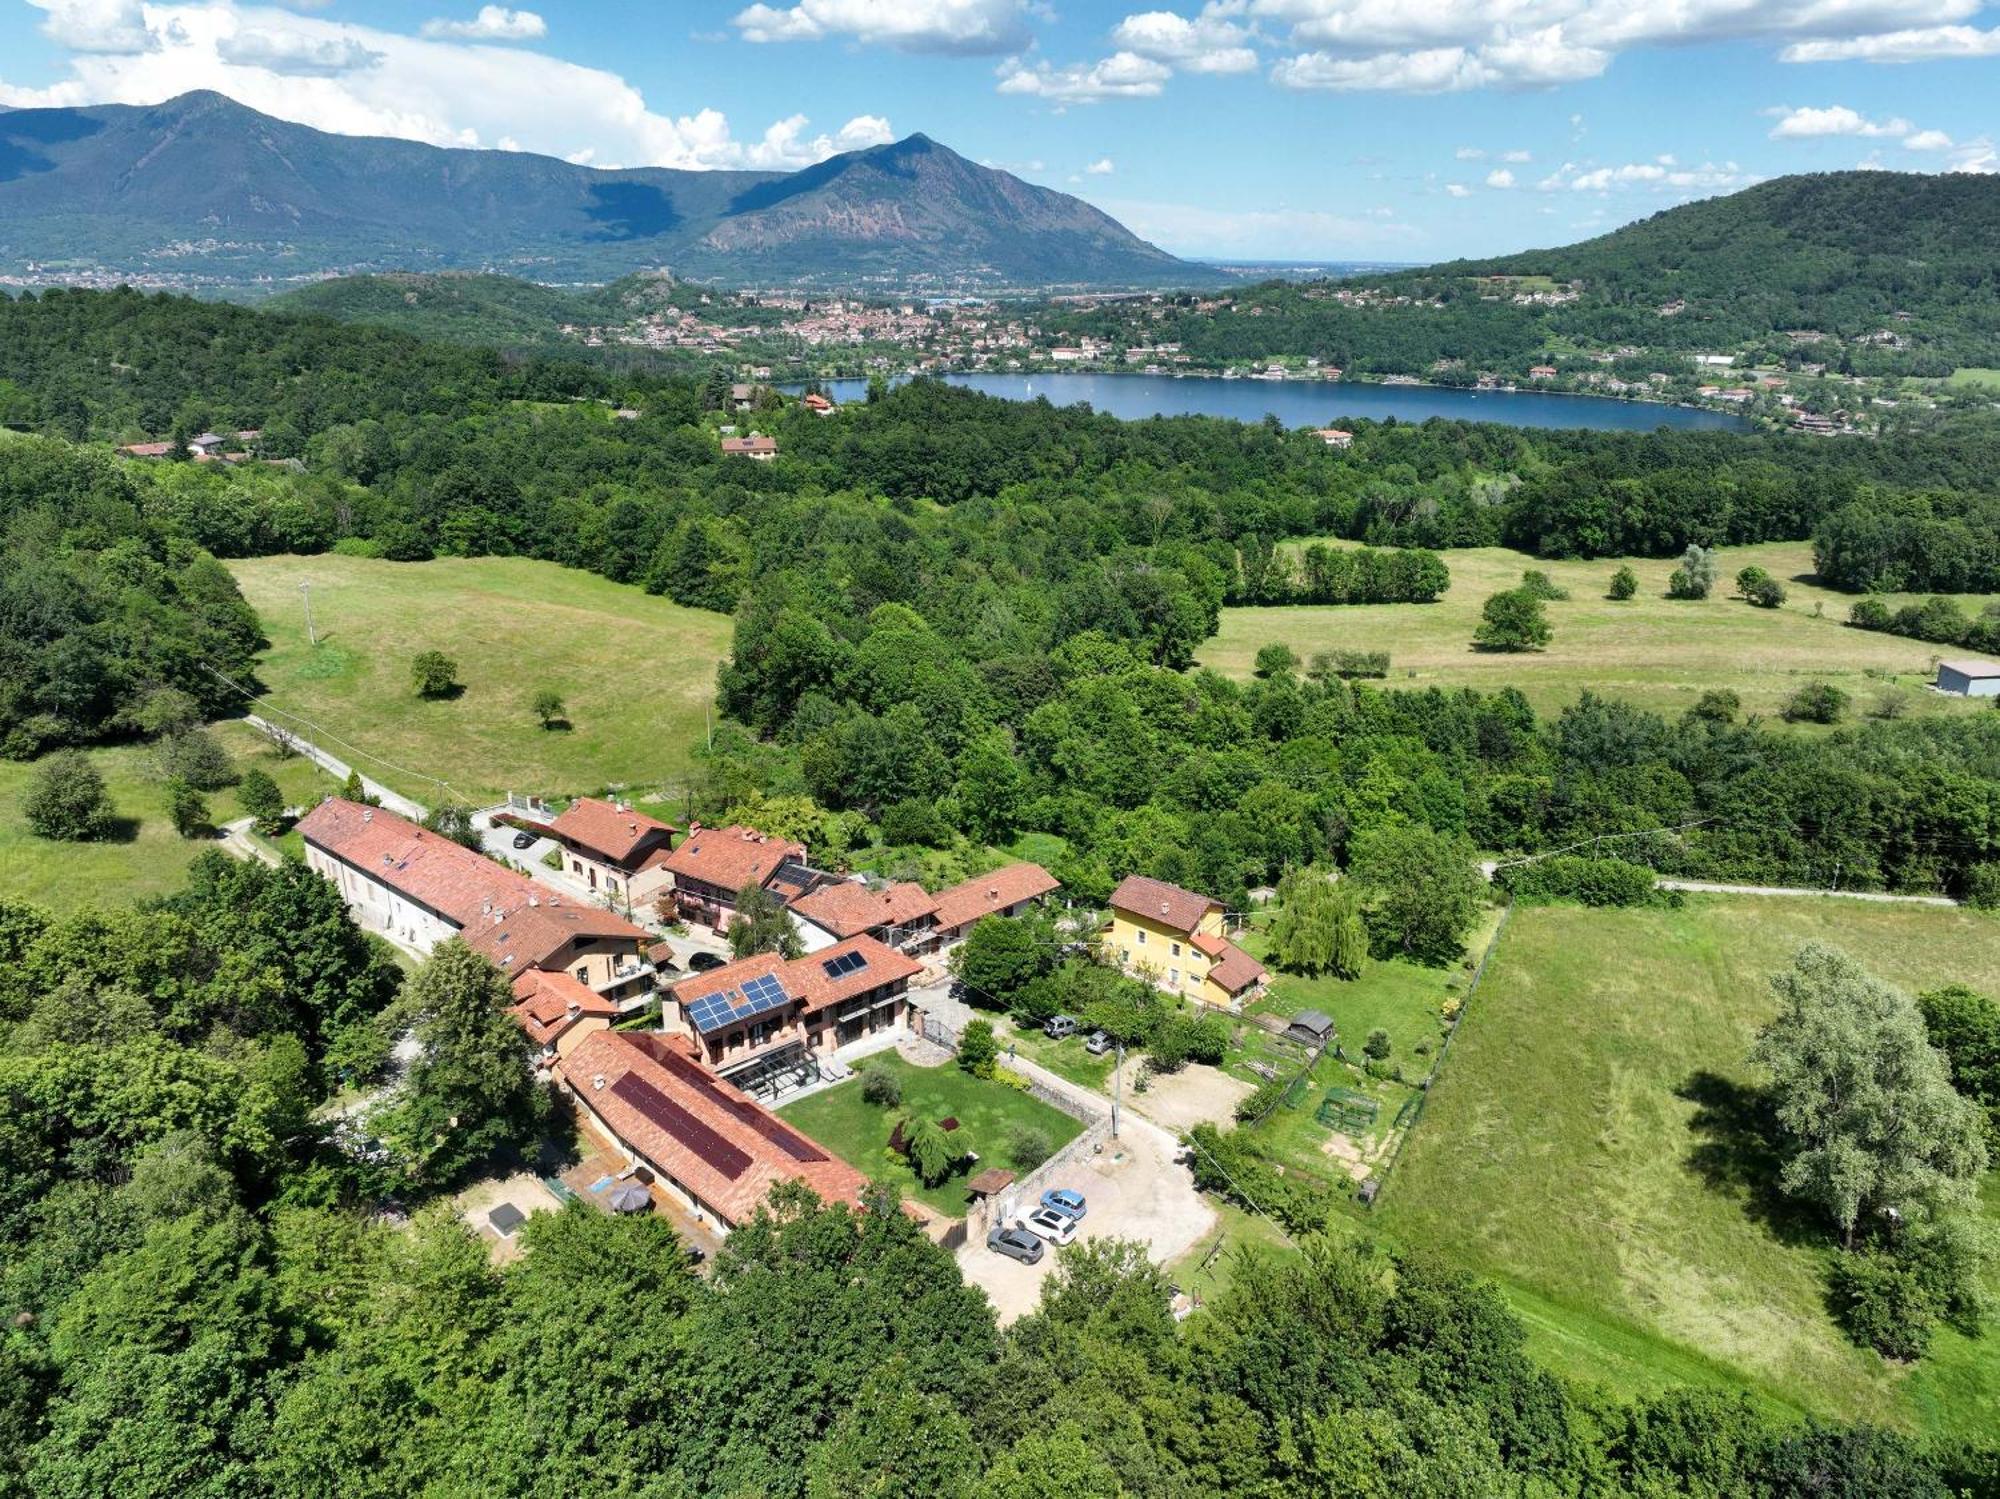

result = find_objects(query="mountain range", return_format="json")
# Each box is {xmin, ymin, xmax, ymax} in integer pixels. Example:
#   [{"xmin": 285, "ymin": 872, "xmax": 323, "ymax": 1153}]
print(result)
[{"xmin": 0, "ymin": 90, "xmax": 1215, "ymax": 293}]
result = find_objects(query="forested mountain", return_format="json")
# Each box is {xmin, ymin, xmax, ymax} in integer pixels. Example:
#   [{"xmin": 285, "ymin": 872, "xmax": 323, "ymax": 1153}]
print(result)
[{"xmin": 0, "ymin": 91, "xmax": 1209, "ymax": 291}]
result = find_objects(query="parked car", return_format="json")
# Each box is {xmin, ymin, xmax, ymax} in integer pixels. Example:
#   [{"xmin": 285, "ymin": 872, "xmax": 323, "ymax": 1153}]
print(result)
[
  {"xmin": 987, "ymin": 1224, "xmax": 1044, "ymax": 1264},
  {"xmin": 1044, "ymin": 1013, "xmax": 1078, "ymax": 1039},
  {"xmin": 1041, "ymin": 1188, "xmax": 1087, "ymax": 1222},
  {"xmin": 1020, "ymin": 1206, "xmax": 1079, "ymax": 1247},
  {"xmin": 688, "ymin": 951, "xmax": 727, "ymax": 973},
  {"xmin": 1084, "ymin": 1030, "xmax": 1113, "ymax": 1056},
  {"xmin": 510, "ymin": 830, "xmax": 537, "ymax": 850}
]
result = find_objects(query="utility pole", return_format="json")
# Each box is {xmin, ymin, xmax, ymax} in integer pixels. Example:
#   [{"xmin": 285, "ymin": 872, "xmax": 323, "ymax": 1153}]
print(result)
[
  {"xmin": 1112, "ymin": 1040, "xmax": 1123, "ymax": 1139},
  {"xmin": 299, "ymin": 581, "xmax": 318, "ymax": 646}
]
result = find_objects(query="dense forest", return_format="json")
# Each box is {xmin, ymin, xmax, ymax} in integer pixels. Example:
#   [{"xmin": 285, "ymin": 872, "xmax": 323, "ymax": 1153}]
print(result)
[{"xmin": 0, "ymin": 856, "xmax": 1991, "ymax": 1498}]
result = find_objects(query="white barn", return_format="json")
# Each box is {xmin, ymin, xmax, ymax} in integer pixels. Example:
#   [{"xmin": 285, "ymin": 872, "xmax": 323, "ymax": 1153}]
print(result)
[{"xmin": 1936, "ymin": 659, "xmax": 2000, "ymax": 698}]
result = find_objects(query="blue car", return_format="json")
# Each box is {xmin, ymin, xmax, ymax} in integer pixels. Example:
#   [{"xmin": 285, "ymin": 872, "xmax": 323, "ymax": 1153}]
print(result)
[{"xmin": 1041, "ymin": 1188, "xmax": 1087, "ymax": 1222}]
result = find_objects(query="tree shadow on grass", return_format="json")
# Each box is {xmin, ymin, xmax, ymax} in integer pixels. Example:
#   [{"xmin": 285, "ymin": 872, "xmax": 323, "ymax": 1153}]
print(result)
[{"xmin": 1677, "ymin": 1070, "xmax": 1824, "ymax": 1248}]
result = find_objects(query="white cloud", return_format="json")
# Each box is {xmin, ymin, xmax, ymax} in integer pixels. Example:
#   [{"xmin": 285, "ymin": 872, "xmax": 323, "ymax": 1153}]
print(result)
[
  {"xmin": 1445, "ymin": 182, "xmax": 1472, "ymax": 196},
  {"xmin": 1767, "ymin": 104, "xmax": 1910, "ymax": 138},
  {"xmin": 1781, "ymin": 24, "xmax": 2000, "ymax": 61},
  {"xmin": 1485, "ymin": 167, "xmax": 1515, "ymax": 187},
  {"xmin": 1248, "ymin": 0, "xmax": 1988, "ymax": 92},
  {"xmin": 996, "ymin": 50, "xmax": 1172, "ymax": 100},
  {"xmin": 733, "ymin": 0, "xmax": 1031, "ymax": 54},
  {"xmin": 420, "ymin": 7, "xmax": 545, "ymax": 41},
  {"xmin": 1903, "ymin": 127, "xmax": 1953, "ymax": 149},
  {"xmin": 0, "ymin": 3, "xmax": 889, "ymax": 172},
  {"xmin": 1086, "ymin": 156, "xmax": 1115, "ymax": 173},
  {"xmin": 1537, "ymin": 158, "xmax": 1754, "ymax": 192},
  {"xmin": 1109, "ymin": 5, "xmax": 1260, "ymax": 72},
  {"xmin": 1096, "ymin": 193, "xmax": 1421, "ymax": 256},
  {"xmin": 1454, "ymin": 145, "xmax": 1484, "ymax": 159},
  {"xmin": 1500, "ymin": 147, "xmax": 1532, "ymax": 162}
]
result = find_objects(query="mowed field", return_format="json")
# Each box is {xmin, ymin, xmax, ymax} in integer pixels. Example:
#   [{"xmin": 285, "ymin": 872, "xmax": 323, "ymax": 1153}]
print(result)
[
  {"xmin": 228, "ymin": 555, "xmax": 734, "ymax": 806},
  {"xmin": 0, "ymin": 721, "xmax": 336, "ymax": 914},
  {"xmin": 1202, "ymin": 540, "xmax": 1999, "ymax": 719},
  {"xmin": 1375, "ymin": 897, "xmax": 2000, "ymax": 1442}
]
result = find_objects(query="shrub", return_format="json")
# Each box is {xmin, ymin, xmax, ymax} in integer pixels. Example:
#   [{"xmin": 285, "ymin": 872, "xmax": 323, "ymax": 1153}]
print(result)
[
  {"xmin": 153, "ymin": 727, "xmax": 235, "ymax": 790},
  {"xmin": 1005, "ymin": 1125, "xmax": 1052, "ymax": 1170},
  {"xmin": 1784, "ymin": 682, "xmax": 1850, "ymax": 724},
  {"xmin": 1666, "ymin": 545, "xmax": 1717, "ymax": 600},
  {"xmin": 1185, "ymin": 1123, "xmax": 1343, "ymax": 1234},
  {"xmin": 1735, "ymin": 565, "xmax": 1771, "ymax": 598},
  {"xmin": 1363, "ymin": 1028, "xmax": 1392, "ymax": 1062},
  {"xmin": 531, "ymin": 688, "xmax": 567, "ymax": 729},
  {"xmin": 1253, "ymin": 642, "xmax": 1299, "ymax": 678},
  {"xmin": 410, "ymin": 650, "xmax": 459, "ymax": 698},
  {"xmin": 23, "ymin": 751, "xmax": 115, "ymax": 841},
  {"xmin": 1497, "ymin": 855, "xmax": 1661, "ymax": 907},
  {"xmin": 880, "ymin": 798, "xmax": 952, "ymax": 848},
  {"xmin": 1607, "ymin": 565, "xmax": 1638, "ymax": 600},
  {"xmin": 1150, "ymin": 1014, "xmax": 1226, "ymax": 1074},
  {"xmin": 1519, "ymin": 569, "xmax": 1569, "ymax": 601},
  {"xmin": 957, "ymin": 1018, "xmax": 999, "ymax": 1078},
  {"xmin": 860, "ymin": 1064, "xmax": 902, "ymax": 1108},
  {"xmin": 1686, "ymin": 689, "xmax": 1741, "ymax": 724},
  {"xmin": 1849, "ymin": 598, "xmax": 1892, "ymax": 631},
  {"xmin": 1473, "ymin": 588, "xmax": 1551, "ymax": 652},
  {"xmin": 1235, "ymin": 1079, "xmax": 1286, "ymax": 1123},
  {"xmin": 1962, "ymin": 863, "xmax": 2000, "ymax": 911},
  {"xmin": 166, "ymin": 778, "xmax": 210, "ymax": 839},
  {"xmin": 1309, "ymin": 649, "xmax": 1390, "ymax": 680},
  {"xmin": 1747, "ymin": 576, "xmax": 1787, "ymax": 609},
  {"xmin": 901, "ymin": 1116, "xmax": 954, "ymax": 1186},
  {"xmin": 238, "ymin": 768, "xmax": 286, "ymax": 835}
]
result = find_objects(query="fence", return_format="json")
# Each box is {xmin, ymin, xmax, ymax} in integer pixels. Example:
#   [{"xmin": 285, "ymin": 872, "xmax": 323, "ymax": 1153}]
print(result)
[
  {"xmin": 1363, "ymin": 903, "xmax": 1513, "ymax": 1207},
  {"xmin": 985, "ymin": 1115, "xmax": 1114, "ymax": 1235},
  {"xmin": 247, "ymin": 713, "xmax": 428, "ymax": 821}
]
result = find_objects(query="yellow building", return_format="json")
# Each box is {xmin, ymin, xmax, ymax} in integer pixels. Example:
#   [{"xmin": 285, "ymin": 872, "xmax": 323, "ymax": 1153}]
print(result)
[{"xmin": 1104, "ymin": 875, "xmax": 1268, "ymax": 1012}]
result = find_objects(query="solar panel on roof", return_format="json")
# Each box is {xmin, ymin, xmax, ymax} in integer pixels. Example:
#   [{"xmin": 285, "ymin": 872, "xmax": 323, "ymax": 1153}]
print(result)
[
  {"xmin": 821, "ymin": 949, "xmax": 868, "ymax": 980},
  {"xmin": 609, "ymin": 1073, "xmax": 752, "ymax": 1180},
  {"xmin": 658, "ymin": 1050, "xmax": 827, "ymax": 1162}
]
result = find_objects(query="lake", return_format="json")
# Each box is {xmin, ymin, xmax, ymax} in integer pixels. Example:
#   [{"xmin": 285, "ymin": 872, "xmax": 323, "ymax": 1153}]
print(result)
[{"xmin": 806, "ymin": 372, "xmax": 1747, "ymax": 434}]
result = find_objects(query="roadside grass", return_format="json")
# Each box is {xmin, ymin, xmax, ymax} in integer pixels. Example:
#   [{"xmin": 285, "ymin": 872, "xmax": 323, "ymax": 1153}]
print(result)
[
  {"xmin": 776, "ymin": 1052, "xmax": 1083, "ymax": 1218},
  {"xmin": 226, "ymin": 554, "xmax": 733, "ymax": 806},
  {"xmin": 999, "ymin": 1018, "xmax": 1118, "ymax": 1091},
  {"xmin": 1370, "ymin": 896, "xmax": 2000, "ymax": 1442},
  {"xmin": 1169, "ymin": 1198, "xmax": 1294, "ymax": 1305},
  {"xmin": 0, "ymin": 720, "xmax": 337, "ymax": 915},
  {"xmin": 1201, "ymin": 539, "xmax": 1998, "ymax": 721}
]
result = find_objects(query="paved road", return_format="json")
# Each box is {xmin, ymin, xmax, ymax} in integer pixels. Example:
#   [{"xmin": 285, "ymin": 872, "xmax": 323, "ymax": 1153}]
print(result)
[
  {"xmin": 1481, "ymin": 858, "xmax": 1958, "ymax": 908},
  {"xmin": 243, "ymin": 713, "xmax": 428, "ymax": 820}
]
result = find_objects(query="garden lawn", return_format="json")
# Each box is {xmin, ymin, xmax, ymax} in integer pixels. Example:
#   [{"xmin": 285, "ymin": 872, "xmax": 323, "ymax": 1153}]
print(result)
[
  {"xmin": 1373, "ymin": 896, "xmax": 2000, "ymax": 1443},
  {"xmin": 227, "ymin": 554, "xmax": 733, "ymax": 806},
  {"xmin": 776, "ymin": 1052, "xmax": 1084, "ymax": 1217},
  {"xmin": 1000, "ymin": 1019, "xmax": 1118, "ymax": 1092},
  {"xmin": 0, "ymin": 720, "xmax": 338, "ymax": 915},
  {"xmin": 1201, "ymin": 539, "xmax": 1998, "ymax": 721}
]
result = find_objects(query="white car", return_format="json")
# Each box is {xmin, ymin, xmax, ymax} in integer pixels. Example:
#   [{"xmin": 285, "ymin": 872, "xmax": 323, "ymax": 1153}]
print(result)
[{"xmin": 1020, "ymin": 1205, "xmax": 1079, "ymax": 1246}]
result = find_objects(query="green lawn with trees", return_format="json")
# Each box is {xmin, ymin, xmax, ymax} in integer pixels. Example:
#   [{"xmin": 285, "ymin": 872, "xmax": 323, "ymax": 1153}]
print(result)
[
  {"xmin": 227, "ymin": 554, "xmax": 732, "ymax": 806},
  {"xmin": 1373, "ymin": 896, "xmax": 2000, "ymax": 1443},
  {"xmin": 775, "ymin": 1053, "xmax": 1082, "ymax": 1217},
  {"xmin": 1204, "ymin": 540, "xmax": 1999, "ymax": 720}
]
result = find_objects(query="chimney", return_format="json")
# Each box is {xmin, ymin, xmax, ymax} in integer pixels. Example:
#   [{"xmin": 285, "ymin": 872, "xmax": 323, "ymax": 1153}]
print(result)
[
  {"xmin": 566, "ymin": 1000, "xmax": 581, "ymax": 1019},
  {"xmin": 361, "ymin": 809, "xmax": 373, "ymax": 823},
  {"xmin": 592, "ymin": 1074, "xmax": 606, "ymax": 1090},
  {"xmin": 529, "ymin": 895, "xmax": 540, "ymax": 907}
]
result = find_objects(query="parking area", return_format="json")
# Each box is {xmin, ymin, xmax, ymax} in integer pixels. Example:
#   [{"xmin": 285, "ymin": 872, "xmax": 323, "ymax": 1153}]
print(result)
[{"xmin": 955, "ymin": 1114, "xmax": 1216, "ymax": 1323}]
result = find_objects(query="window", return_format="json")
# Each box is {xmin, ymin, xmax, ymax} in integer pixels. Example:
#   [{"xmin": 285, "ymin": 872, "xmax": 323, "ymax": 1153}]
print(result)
[
  {"xmin": 1171, "ymin": 942, "xmax": 1182, "ymax": 957},
  {"xmin": 1137, "ymin": 930, "xmax": 1147, "ymax": 945},
  {"xmin": 575, "ymin": 966, "xmax": 589, "ymax": 984},
  {"xmin": 1169, "ymin": 968, "xmax": 1180, "ymax": 984}
]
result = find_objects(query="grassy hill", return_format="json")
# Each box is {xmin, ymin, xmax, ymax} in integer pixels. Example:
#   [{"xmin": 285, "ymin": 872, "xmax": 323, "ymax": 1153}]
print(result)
[
  {"xmin": 1201, "ymin": 540, "xmax": 1997, "ymax": 720},
  {"xmin": 226, "ymin": 554, "xmax": 733, "ymax": 807},
  {"xmin": 1375, "ymin": 897, "xmax": 2000, "ymax": 1442}
]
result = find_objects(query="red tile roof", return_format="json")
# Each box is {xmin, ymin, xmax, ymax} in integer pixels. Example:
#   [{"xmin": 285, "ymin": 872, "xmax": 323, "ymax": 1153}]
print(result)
[
  {"xmin": 1108, "ymin": 874, "xmax": 1220, "ymax": 936},
  {"xmin": 560, "ymin": 1030, "xmax": 867, "ymax": 1224},
  {"xmin": 508, "ymin": 968, "xmax": 617, "ymax": 1049},
  {"xmin": 789, "ymin": 880, "xmax": 937, "ymax": 940},
  {"xmin": 550, "ymin": 797, "xmax": 678, "ymax": 865},
  {"xmin": 669, "ymin": 934, "xmax": 921, "ymax": 1019},
  {"xmin": 118, "ymin": 441, "xmax": 177, "ymax": 457},
  {"xmin": 930, "ymin": 862, "xmax": 1061, "ymax": 932},
  {"xmin": 721, "ymin": 434, "xmax": 777, "ymax": 456},
  {"xmin": 1206, "ymin": 939, "xmax": 1268, "ymax": 996},
  {"xmin": 299, "ymin": 798, "xmax": 647, "ymax": 971},
  {"xmin": 663, "ymin": 825, "xmax": 807, "ymax": 894}
]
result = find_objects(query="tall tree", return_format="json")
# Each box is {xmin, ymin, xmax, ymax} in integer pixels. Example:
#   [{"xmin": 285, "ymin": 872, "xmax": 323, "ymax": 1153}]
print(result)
[{"xmin": 728, "ymin": 884, "xmax": 803, "ymax": 959}]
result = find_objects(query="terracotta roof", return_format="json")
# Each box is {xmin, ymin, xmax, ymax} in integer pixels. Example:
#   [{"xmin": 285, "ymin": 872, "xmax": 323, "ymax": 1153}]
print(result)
[
  {"xmin": 550, "ymin": 796, "xmax": 678, "ymax": 865},
  {"xmin": 560, "ymin": 1030, "xmax": 867, "ymax": 1224},
  {"xmin": 299, "ymin": 798, "xmax": 646, "ymax": 971},
  {"xmin": 669, "ymin": 934, "xmax": 921, "ymax": 1019},
  {"xmin": 1108, "ymin": 874, "xmax": 1221, "ymax": 936},
  {"xmin": 508, "ymin": 968, "xmax": 617, "ymax": 1049},
  {"xmin": 1190, "ymin": 932, "xmax": 1228, "ymax": 960},
  {"xmin": 118, "ymin": 441, "xmax": 177, "ymax": 457},
  {"xmin": 930, "ymin": 862, "xmax": 1061, "ymax": 931},
  {"xmin": 1206, "ymin": 939, "xmax": 1268, "ymax": 996},
  {"xmin": 790, "ymin": 880, "xmax": 937, "ymax": 939},
  {"xmin": 721, "ymin": 434, "xmax": 777, "ymax": 455},
  {"xmin": 663, "ymin": 825, "xmax": 807, "ymax": 893}
]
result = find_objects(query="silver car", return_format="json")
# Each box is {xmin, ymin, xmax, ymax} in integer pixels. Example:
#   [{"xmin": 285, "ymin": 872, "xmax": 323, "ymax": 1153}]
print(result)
[{"xmin": 987, "ymin": 1223, "xmax": 1045, "ymax": 1264}]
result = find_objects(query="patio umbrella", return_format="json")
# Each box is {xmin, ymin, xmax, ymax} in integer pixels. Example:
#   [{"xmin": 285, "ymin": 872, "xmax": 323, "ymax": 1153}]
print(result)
[{"xmin": 607, "ymin": 1184, "xmax": 652, "ymax": 1215}]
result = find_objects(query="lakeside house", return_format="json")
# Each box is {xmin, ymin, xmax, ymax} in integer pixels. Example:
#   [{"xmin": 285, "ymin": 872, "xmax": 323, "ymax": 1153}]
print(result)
[
  {"xmin": 545, "ymin": 796, "xmax": 679, "ymax": 909},
  {"xmin": 298, "ymin": 798, "xmax": 657, "ymax": 1009},
  {"xmin": 1309, "ymin": 428, "xmax": 1353, "ymax": 449},
  {"xmin": 1103, "ymin": 874, "xmax": 1267, "ymax": 1012},
  {"xmin": 721, "ymin": 433, "xmax": 778, "ymax": 461}
]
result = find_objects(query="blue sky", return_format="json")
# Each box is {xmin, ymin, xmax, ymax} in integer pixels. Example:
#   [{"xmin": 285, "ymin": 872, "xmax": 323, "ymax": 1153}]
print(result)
[{"xmin": 1, "ymin": 0, "xmax": 1994, "ymax": 260}]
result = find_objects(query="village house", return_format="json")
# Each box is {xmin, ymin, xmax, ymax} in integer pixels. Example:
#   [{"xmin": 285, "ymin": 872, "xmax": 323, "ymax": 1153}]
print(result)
[
  {"xmin": 298, "ymin": 798, "xmax": 657, "ymax": 1009},
  {"xmin": 507, "ymin": 967, "xmax": 618, "ymax": 1072},
  {"xmin": 1103, "ymin": 874, "xmax": 1268, "ymax": 1012},
  {"xmin": 661, "ymin": 935, "xmax": 924, "ymax": 1095},
  {"xmin": 788, "ymin": 878, "xmax": 938, "ymax": 953},
  {"xmin": 729, "ymin": 382, "xmax": 757, "ymax": 411},
  {"xmin": 802, "ymin": 391, "xmax": 836, "ymax": 415},
  {"xmin": 720, "ymin": 433, "xmax": 778, "ymax": 461},
  {"xmin": 557, "ymin": 1028, "xmax": 869, "ymax": 1232},
  {"xmin": 661, "ymin": 824, "xmax": 816, "ymax": 930},
  {"xmin": 927, "ymin": 862, "xmax": 1062, "ymax": 947},
  {"xmin": 1309, "ymin": 428, "xmax": 1354, "ymax": 449},
  {"xmin": 545, "ymin": 796, "xmax": 679, "ymax": 909},
  {"xmin": 1528, "ymin": 365, "xmax": 1558, "ymax": 380}
]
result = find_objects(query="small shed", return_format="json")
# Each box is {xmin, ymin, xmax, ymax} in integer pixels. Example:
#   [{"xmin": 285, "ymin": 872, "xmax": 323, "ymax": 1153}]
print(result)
[
  {"xmin": 965, "ymin": 1167, "xmax": 1016, "ymax": 1203},
  {"xmin": 487, "ymin": 1202, "xmax": 527, "ymax": 1238},
  {"xmin": 1284, "ymin": 1010, "xmax": 1336, "ymax": 1047},
  {"xmin": 1936, "ymin": 659, "xmax": 2000, "ymax": 698}
]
